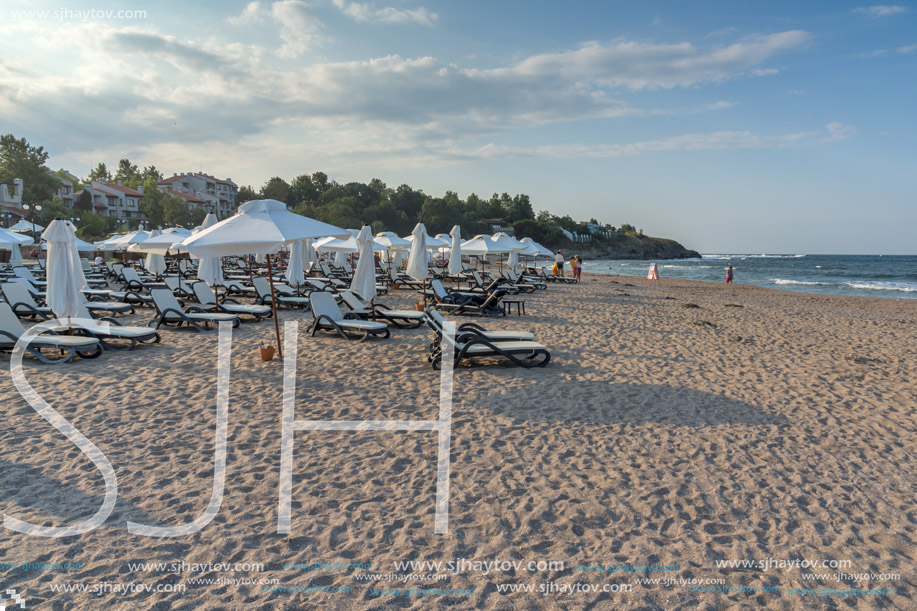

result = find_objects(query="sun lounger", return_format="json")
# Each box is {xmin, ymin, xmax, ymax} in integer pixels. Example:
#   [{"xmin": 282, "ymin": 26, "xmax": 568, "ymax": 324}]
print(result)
[
  {"xmin": 149, "ymin": 289, "xmax": 240, "ymax": 332},
  {"xmin": 121, "ymin": 267, "xmax": 167, "ymax": 291},
  {"xmin": 506, "ymin": 270, "xmax": 546, "ymax": 290},
  {"xmin": 339, "ymin": 290, "xmax": 424, "ymax": 328},
  {"xmin": 46, "ymin": 304, "xmax": 161, "ymax": 351},
  {"xmin": 223, "ymin": 280, "xmax": 256, "ymax": 297},
  {"xmin": 191, "ymin": 281, "xmax": 273, "ymax": 322},
  {"xmin": 252, "ymin": 277, "xmax": 310, "ymax": 309},
  {"xmin": 0, "ymin": 303, "xmax": 103, "ymax": 363},
  {"xmin": 308, "ymin": 291, "xmax": 390, "ymax": 341},
  {"xmin": 428, "ymin": 280, "xmax": 508, "ymax": 317},
  {"xmin": 163, "ymin": 275, "xmax": 197, "ymax": 299},
  {"xmin": 2, "ymin": 282, "xmax": 53, "ymax": 319},
  {"xmin": 540, "ymin": 266, "xmax": 577, "ymax": 284},
  {"xmin": 13, "ymin": 266, "xmax": 47, "ymax": 288},
  {"xmin": 424, "ymin": 308, "xmax": 535, "ymax": 343},
  {"xmin": 423, "ymin": 309, "xmax": 549, "ymax": 370}
]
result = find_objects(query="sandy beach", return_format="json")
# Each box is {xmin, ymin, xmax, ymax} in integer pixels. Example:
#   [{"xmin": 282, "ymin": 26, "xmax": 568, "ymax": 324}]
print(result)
[{"xmin": 1, "ymin": 273, "xmax": 915, "ymax": 610}]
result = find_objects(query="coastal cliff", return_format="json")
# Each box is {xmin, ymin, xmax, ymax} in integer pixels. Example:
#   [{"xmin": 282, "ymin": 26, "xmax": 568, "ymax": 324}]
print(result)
[{"xmin": 546, "ymin": 233, "xmax": 701, "ymax": 260}]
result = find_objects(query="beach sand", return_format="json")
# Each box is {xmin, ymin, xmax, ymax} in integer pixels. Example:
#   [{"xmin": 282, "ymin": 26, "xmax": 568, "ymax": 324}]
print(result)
[{"xmin": 0, "ymin": 274, "xmax": 915, "ymax": 610}]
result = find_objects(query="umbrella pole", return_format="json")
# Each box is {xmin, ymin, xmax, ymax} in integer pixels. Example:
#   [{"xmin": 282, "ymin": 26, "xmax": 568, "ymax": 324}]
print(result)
[{"xmin": 266, "ymin": 253, "xmax": 283, "ymax": 359}]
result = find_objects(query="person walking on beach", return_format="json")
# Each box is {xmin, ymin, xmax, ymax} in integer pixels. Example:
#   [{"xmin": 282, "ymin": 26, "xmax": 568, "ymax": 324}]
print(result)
[
  {"xmin": 573, "ymin": 255, "xmax": 582, "ymax": 281},
  {"xmin": 554, "ymin": 250, "xmax": 565, "ymax": 276},
  {"xmin": 725, "ymin": 265, "xmax": 734, "ymax": 284}
]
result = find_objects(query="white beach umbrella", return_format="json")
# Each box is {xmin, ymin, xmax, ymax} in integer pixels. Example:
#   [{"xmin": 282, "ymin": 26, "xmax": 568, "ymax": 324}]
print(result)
[
  {"xmin": 350, "ymin": 225, "xmax": 377, "ymax": 302},
  {"xmin": 182, "ymin": 199, "xmax": 348, "ymax": 257},
  {"xmin": 41, "ymin": 220, "xmax": 87, "ymax": 320},
  {"xmin": 405, "ymin": 232, "xmax": 449, "ymax": 249},
  {"xmin": 10, "ymin": 219, "xmax": 44, "ymax": 233},
  {"xmin": 448, "ymin": 225, "xmax": 463, "ymax": 275},
  {"xmin": 196, "ymin": 213, "xmax": 224, "ymax": 289},
  {"xmin": 286, "ymin": 240, "xmax": 306, "ymax": 287},
  {"xmin": 314, "ymin": 235, "xmax": 359, "ymax": 253},
  {"xmin": 40, "ymin": 236, "xmax": 94, "ymax": 253},
  {"xmin": 1, "ymin": 227, "xmax": 34, "ymax": 245},
  {"xmin": 129, "ymin": 227, "xmax": 192, "ymax": 256},
  {"xmin": 373, "ymin": 231, "xmax": 410, "ymax": 250},
  {"xmin": 144, "ymin": 230, "xmax": 168, "ymax": 277},
  {"xmin": 105, "ymin": 230, "xmax": 150, "ymax": 251},
  {"xmin": 406, "ymin": 223, "xmax": 430, "ymax": 282},
  {"xmin": 182, "ymin": 199, "xmax": 348, "ymax": 358}
]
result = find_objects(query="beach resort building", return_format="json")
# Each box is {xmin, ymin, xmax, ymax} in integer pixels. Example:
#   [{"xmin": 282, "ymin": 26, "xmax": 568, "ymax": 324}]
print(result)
[
  {"xmin": 79, "ymin": 181, "xmax": 146, "ymax": 222},
  {"xmin": 157, "ymin": 172, "xmax": 238, "ymax": 219},
  {"xmin": 0, "ymin": 178, "xmax": 24, "ymax": 221}
]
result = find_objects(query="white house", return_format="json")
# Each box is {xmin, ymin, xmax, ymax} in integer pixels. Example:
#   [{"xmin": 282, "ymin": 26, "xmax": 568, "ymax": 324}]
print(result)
[
  {"xmin": 81, "ymin": 181, "xmax": 146, "ymax": 221},
  {"xmin": 158, "ymin": 172, "xmax": 238, "ymax": 219}
]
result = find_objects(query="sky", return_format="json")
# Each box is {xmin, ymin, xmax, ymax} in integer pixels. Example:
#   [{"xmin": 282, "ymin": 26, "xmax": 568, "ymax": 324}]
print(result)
[{"xmin": 2, "ymin": 1, "xmax": 915, "ymax": 254}]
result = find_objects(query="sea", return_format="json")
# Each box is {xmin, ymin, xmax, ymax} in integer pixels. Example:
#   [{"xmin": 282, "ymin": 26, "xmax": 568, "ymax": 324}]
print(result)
[{"xmin": 580, "ymin": 254, "xmax": 917, "ymax": 300}]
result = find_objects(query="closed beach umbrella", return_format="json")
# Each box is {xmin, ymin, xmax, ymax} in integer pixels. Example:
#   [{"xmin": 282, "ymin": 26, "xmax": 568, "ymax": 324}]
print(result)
[
  {"xmin": 41, "ymin": 220, "xmax": 87, "ymax": 320},
  {"xmin": 196, "ymin": 213, "xmax": 224, "ymax": 287},
  {"xmin": 301, "ymin": 238, "xmax": 315, "ymax": 272},
  {"xmin": 406, "ymin": 223, "xmax": 430, "ymax": 281},
  {"xmin": 9, "ymin": 243, "xmax": 23, "ymax": 266},
  {"xmin": 144, "ymin": 230, "xmax": 168, "ymax": 277},
  {"xmin": 448, "ymin": 225, "xmax": 463, "ymax": 275},
  {"xmin": 350, "ymin": 225, "xmax": 377, "ymax": 302},
  {"xmin": 286, "ymin": 240, "xmax": 306, "ymax": 287}
]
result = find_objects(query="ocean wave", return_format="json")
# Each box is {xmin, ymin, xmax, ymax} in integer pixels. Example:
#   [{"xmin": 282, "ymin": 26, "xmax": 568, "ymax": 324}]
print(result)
[
  {"xmin": 773, "ymin": 279, "xmax": 831, "ymax": 286},
  {"xmin": 845, "ymin": 281, "xmax": 917, "ymax": 293},
  {"xmin": 662, "ymin": 265, "xmax": 712, "ymax": 269}
]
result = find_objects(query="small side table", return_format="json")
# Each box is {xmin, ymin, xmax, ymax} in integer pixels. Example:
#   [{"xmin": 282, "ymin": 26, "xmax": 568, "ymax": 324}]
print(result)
[{"xmin": 502, "ymin": 299, "xmax": 525, "ymax": 316}]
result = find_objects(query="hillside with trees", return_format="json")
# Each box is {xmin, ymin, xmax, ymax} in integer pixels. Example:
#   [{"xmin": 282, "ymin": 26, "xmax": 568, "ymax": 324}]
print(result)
[{"xmin": 1, "ymin": 134, "xmax": 699, "ymax": 258}]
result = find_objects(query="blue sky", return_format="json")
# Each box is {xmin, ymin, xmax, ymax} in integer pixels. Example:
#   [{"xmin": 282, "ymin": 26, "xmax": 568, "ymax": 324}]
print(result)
[{"xmin": 2, "ymin": 1, "xmax": 915, "ymax": 253}]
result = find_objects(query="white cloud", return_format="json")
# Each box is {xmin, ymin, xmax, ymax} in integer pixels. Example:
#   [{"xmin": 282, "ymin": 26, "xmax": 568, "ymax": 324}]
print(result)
[
  {"xmin": 1, "ymin": 22, "xmax": 816, "ymax": 178},
  {"xmin": 824, "ymin": 122, "xmax": 856, "ymax": 141},
  {"xmin": 481, "ymin": 31, "xmax": 809, "ymax": 90},
  {"xmin": 332, "ymin": 0, "xmax": 437, "ymax": 25},
  {"xmin": 457, "ymin": 130, "xmax": 815, "ymax": 161},
  {"xmin": 752, "ymin": 68, "xmax": 779, "ymax": 76},
  {"xmin": 899, "ymin": 44, "xmax": 917, "ymax": 53},
  {"xmin": 272, "ymin": 0, "xmax": 323, "ymax": 57},
  {"xmin": 228, "ymin": 1, "xmax": 269, "ymax": 24},
  {"xmin": 852, "ymin": 5, "xmax": 908, "ymax": 18},
  {"xmin": 228, "ymin": 0, "xmax": 323, "ymax": 57}
]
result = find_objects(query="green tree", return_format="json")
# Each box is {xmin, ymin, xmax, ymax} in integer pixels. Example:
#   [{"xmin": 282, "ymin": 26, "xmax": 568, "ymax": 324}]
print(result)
[
  {"xmin": 390, "ymin": 184, "xmax": 425, "ymax": 219},
  {"xmin": 114, "ymin": 158, "xmax": 139, "ymax": 184},
  {"xmin": 162, "ymin": 194, "xmax": 192, "ymax": 227},
  {"xmin": 261, "ymin": 176, "xmax": 293, "ymax": 205},
  {"xmin": 89, "ymin": 162, "xmax": 112, "ymax": 182},
  {"xmin": 238, "ymin": 185, "xmax": 257, "ymax": 202},
  {"xmin": 141, "ymin": 165, "xmax": 163, "ymax": 182},
  {"xmin": 74, "ymin": 189, "xmax": 93, "ymax": 213},
  {"xmin": 0, "ymin": 134, "xmax": 59, "ymax": 204},
  {"xmin": 76, "ymin": 211, "xmax": 107, "ymax": 239},
  {"xmin": 189, "ymin": 207, "xmax": 208, "ymax": 227},
  {"xmin": 290, "ymin": 174, "xmax": 319, "ymax": 206},
  {"xmin": 507, "ymin": 194, "xmax": 534, "ymax": 223},
  {"xmin": 420, "ymin": 195, "xmax": 463, "ymax": 235},
  {"xmin": 39, "ymin": 196, "xmax": 72, "ymax": 225},
  {"xmin": 139, "ymin": 177, "xmax": 166, "ymax": 227}
]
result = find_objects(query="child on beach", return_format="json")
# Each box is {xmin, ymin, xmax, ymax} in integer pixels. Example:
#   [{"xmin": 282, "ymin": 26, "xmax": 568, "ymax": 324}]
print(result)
[
  {"xmin": 573, "ymin": 256, "xmax": 582, "ymax": 281},
  {"xmin": 726, "ymin": 265, "xmax": 733, "ymax": 284}
]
